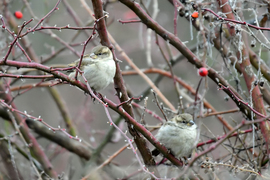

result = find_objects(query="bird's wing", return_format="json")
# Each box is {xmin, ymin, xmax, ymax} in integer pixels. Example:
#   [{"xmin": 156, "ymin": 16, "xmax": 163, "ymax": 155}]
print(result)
[{"xmin": 68, "ymin": 57, "xmax": 98, "ymax": 70}]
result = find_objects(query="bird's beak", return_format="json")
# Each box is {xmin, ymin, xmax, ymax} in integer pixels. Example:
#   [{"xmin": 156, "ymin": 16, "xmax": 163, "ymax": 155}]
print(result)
[
  {"xmin": 90, "ymin": 53, "xmax": 97, "ymax": 59},
  {"xmin": 188, "ymin": 120, "xmax": 195, "ymax": 126}
]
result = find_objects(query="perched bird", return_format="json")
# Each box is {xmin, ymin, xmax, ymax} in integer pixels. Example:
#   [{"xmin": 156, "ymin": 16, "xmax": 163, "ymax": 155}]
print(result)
[
  {"xmin": 152, "ymin": 113, "xmax": 198, "ymax": 158},
  {"xmin": 68, "ymin": 45, "xmax": 116, "ymax": 91}
]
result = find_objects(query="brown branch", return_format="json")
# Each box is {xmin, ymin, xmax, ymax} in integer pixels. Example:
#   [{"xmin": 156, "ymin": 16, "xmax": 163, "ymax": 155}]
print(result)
[{"xmin": 90, "ymin": 0, "xmax": 157, "ymax": 170}]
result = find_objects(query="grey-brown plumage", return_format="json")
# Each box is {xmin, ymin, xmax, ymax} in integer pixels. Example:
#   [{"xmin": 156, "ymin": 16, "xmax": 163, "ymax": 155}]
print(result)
[
  {"xmin": 152, "ymin": 113, "xmax": 198, "ymax": 158},
  {"xmin": 68, "ymin": 45, "xmax": 116, "ymax": 91}
]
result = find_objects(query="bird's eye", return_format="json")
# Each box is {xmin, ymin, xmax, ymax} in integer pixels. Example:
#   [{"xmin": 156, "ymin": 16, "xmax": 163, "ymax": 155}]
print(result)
[
  {"xmin": 182, "ymin": 120, "xmax": 187, "ymax": 124},
  {"xmin": 97, "ymin": 53, "xmax": 102, "ymax": 56}
]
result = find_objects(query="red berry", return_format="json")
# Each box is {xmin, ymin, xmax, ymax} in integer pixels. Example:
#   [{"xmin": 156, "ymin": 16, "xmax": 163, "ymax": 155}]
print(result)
[
  {"xmin": 191, "ymin": 12, "xmax": 199, "ymax": 18},
  {"xmin": 14, "ymin": 11, "xmax": 23, "ymax": 19},
  {"xmin": 198, "ymin": 67, "xmax": 208, "ymax": 77}
]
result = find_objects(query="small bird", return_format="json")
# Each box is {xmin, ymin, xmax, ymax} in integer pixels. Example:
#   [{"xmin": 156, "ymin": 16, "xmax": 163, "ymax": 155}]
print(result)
[
  {"xmin": 152, "ymin": 113, "xmax": 198, "ymax": 158},
  {"xmin": 68, "ymin": 45, "xmax": 116, "ymax": 92}
]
